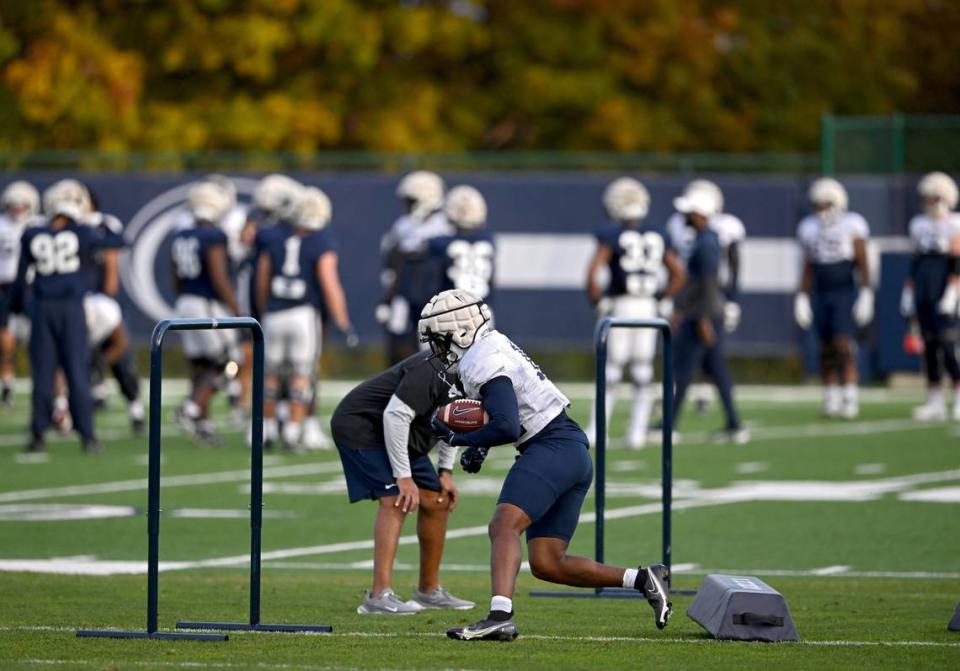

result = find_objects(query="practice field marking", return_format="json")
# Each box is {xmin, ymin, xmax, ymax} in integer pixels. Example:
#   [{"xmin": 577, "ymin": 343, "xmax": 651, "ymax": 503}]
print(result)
[
  {"xmin": 855, "ymin": 463, "xmax": 887, "ymax": 475},
  {"xmin": 0, "ymin": 461, "xmax": 344, "ymax": 503}
]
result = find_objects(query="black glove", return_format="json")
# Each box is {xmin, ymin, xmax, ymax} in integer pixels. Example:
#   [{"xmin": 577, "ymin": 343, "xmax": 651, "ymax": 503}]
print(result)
[{"xmin": 460, "ymin": 445, "xmax": 489, "ymax": 474}]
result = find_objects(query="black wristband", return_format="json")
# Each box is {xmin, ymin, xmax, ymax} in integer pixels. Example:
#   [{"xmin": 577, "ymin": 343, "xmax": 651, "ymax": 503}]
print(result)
[{"xmin": 438, "ymin": 467, "xmax": 453, "ymax": 475}]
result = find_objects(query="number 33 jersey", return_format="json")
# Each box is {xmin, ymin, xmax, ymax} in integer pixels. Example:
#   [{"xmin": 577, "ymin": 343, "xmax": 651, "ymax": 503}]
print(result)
[
  {"xmin": 595, "ymin": 223, "xmax": 670, "ymax": 299},
  {"xmin": 19, "ymin": 221, "xmax": 122, "ymax": 300},
  {"xmin": 458, "ymin": 328, "xmax": 569, "ymax": 445},
  {"xmin": 428, "ymin": 230, "xmax": 496, "ymax": 302},
  {"xmin": 254, "ymin": 223, "xmax": 337, "ymax": 313}
]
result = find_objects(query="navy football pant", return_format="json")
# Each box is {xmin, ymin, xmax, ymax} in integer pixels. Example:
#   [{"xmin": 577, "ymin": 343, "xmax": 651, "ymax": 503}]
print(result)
[
  {"xmin": 673, "ymin": 317, "xmax": 741, "ymax": 430},
  {"xmin": 29, "ymin": 299, "xmax": 95, "ymax": 440}
]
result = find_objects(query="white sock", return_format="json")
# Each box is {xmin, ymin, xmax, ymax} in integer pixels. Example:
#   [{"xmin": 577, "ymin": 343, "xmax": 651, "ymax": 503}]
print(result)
[
  {"xmin": 264, "ymin": 418, "xmax": 278, "ymax": 441},
  {"xmin": 627, "ymin": 387, "xmax": 652, "ymax": 438},
  {"xmin": 842, "ymin": 384, "xmax": 857, "ymax": 404},
  {"xmin": 490, "ymin": 595, "xmax": 512, "ymax": 614},
  {"xmin": 282, "ymin": 421, "xmax": 302, "ymax": 446},
  {"xmin": 54, "ymin": 395, "xmax": 69, "ymax": 412},
  {"xmin": 622, "ymin": 568, "xmax": 639, "ymax": 589},
  {"xmin": 129, "ymin": 400, "xmax": 144, "ymax": 421},
  {"xmin": 929, "ymin": 388, "xmax": 945, "ymax": 406},
  {"xmin": 182, "ymin": 399, "xmax": 201, "ymax": 419}
]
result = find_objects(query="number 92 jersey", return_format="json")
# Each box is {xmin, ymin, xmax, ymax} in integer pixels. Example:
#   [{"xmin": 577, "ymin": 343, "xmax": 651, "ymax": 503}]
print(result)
[
  {"xmin": 19, "ymin": 221, "xmax": 122, "ymax": 300},
  {"xmin": 254, "ymin": 223, "xmax": 336, "ymax": 313},
  {"xmin": 595, "ymin": 223, "xmax": 669, "ymax": 299},
  {"xmin": 428, "ymin": 230, "xmax": 496, "ymax": 302}
]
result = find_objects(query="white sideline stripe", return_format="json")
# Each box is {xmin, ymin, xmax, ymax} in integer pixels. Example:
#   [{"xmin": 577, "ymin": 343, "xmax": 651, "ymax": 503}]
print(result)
[
  {"xmin": 0, "ymin": 462, "xmax": 343, "ymax": 503},
  {"xmin": 12, "ymin": 632, "xmax": 960, "ymax": 651}
]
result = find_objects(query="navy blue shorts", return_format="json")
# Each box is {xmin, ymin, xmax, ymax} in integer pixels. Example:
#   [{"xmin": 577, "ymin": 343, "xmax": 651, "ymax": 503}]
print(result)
[
  {"xmin": 812, "ymin": 288, "xmax": 856, "ymax": 340},
  {"xmin": 0, "ymin": 284, "xmax": 11, "ymax": 329},
  {"xmin": 335, "ymin": 441, "xmax": 441, "ymax": 503},
  {"xmin": 498, "ymin": 426, "xmax": 593, "ymax": 544}
]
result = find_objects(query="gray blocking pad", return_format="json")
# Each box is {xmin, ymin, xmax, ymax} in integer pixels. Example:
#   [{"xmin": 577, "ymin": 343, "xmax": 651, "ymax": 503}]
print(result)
[
  {"xmin": 686, "ymin": 574, "xmax": 799, "ymax": 642},
  {"xmin": 950, "ymin": 603, "xmax": 960, "ymax": 631}
]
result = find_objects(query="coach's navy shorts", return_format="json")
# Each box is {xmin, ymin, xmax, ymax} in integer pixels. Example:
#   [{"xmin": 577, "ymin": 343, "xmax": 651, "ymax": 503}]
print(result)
[
  {"xmin": 498, "ymin": 414, "xmax": 593, "ymax": 543},
  {"xmin": 812, "ymin": 288, "xmax": 856, "ymax": 340},
  {"xmin": 335, "ymin": 441, "xmax": 441, "ymax": 503},
  {"xmin": 0, "ymin": 284, "xmax": 11, "ymax": 328}
]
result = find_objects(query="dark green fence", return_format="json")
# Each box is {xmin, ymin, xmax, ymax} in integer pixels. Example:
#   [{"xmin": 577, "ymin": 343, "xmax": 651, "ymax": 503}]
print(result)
[{"xmin": 821, "ymin": 114, "xmax": 960, "ymax": 175}]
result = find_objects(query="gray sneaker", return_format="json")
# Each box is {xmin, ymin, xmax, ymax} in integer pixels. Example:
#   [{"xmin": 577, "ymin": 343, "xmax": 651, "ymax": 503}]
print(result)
[
  {"xmin": 356, "ymin": 589, "xmax": 423, "ymax": 615},
  {"xmin": 410, "ymin": 586, "xmax": 475, "ymax": 610}
]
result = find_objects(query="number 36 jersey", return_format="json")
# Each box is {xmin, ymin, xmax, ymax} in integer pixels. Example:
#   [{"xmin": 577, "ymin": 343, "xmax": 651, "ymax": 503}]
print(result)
[
  {"xmin": 595, "ymin": 223, "xmax": 670, "ymax": 299},
  {"xmin": 18, "ymin": 221, "xmax": 123, "ymax": 300},
  {"xmin": 428, "ymin": 230, "xmax": 496, "ymax": 302},
  {"xmin": 254, "ymin": 224, "xmax": 336, "ymax": 313}
]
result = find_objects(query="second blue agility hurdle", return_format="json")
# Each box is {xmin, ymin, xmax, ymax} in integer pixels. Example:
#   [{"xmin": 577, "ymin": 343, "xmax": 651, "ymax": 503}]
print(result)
[
  {"xmin": 77, "ymin": 317, "xmax": 332, "ymax": 641},
  {"xmin": 532, "ymin": 317, "xmax": 690, "ymax": 598}
]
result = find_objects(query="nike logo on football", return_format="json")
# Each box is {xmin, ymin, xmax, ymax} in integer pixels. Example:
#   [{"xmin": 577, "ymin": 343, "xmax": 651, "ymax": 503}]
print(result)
[{"xmin": 452, "ymin": 407, "xmax": 476, "ymax": 417}]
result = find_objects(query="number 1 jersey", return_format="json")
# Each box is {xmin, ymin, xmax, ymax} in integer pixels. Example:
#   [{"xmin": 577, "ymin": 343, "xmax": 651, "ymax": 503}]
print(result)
[{"xmin": 254, "ymin": 224, "xmax": 337, "ymax": 313}]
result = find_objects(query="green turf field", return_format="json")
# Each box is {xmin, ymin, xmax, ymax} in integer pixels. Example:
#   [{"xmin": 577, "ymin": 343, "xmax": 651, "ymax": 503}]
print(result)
[{"xmin": 1, "ymin": 381, "xmax": 958, "ymax": 670}]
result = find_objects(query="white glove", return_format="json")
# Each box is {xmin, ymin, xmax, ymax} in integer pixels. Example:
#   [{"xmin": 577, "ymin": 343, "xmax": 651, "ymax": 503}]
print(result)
[
  {"xmin": 657, "ymin": 297, "xmax": 674, "ymax": 319},
  {"xmin": 852, "ymin": 287, "xmax": 874, "ymax": 327},
  {"xmin": 723, "ymin": 302, "xmax": 741, "ymax": 333},
  {"xmin": 899, "ymin": 286, "xmax": 915, "ymax": 318},
  {"xmin": 595, "ymin": 297, "xmax": 613, "ymax": 317},
  {"xmin": 386, "ymin": 296, "xmax": 409, "ymax": 335},
  {"xmin": 938, "ymin": 284, "xmax": 959, "ymax": 316},
  {"xmin": 794, "ymin": 292, "xmax": 813, "ymax": 330}
]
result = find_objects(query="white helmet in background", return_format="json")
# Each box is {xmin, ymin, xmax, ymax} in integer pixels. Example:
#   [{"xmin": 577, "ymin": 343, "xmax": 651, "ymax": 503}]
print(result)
[
  {"xmin": 444, "ymin": 185, "xmax": 487, "ymax": 230},
  {"xmin": 418, "ymin": 289, "xmax": 492, "ymax": 366},
  {"xmin": 1, "ymin": 181, "xmax": 40, "ymax": 221},
  {"xmin": 296, "ymin": 187, "xmax": 332, "ymax": 231},
  {"xmin": 603, "ymin": 177, "xmax": 650, "ymax": 222},
  {"xmin": 918, "ymin": 171, "xmax": 958, "ymax": 218},
  {"xmin": 397, "ymin": 170, "xmax": 445, "ymax": 221},
  {"xmin": 205, "ymin": 174, "xmax": 237, "ymax": 210},
  {"xmin": 685, "ymin": 179, "xmax": 724, "ymax": 213},
  {"xmin": 254, "ymin": 174, "xmax": 303, "ymax": 221},
  {"xmin": 42, "ymin": 179, "xmax": 90, "ymax": 221},
  {"xmin": 187, "ymin": 181, "xmax": 232, "ymax": 223},
  {"xmin": 673, "ymin": 186, "xmax": 720, "ymax": 218},
  {"xmin": 808, "ymin": 177, "xmax": 848, "ymax": 221}
]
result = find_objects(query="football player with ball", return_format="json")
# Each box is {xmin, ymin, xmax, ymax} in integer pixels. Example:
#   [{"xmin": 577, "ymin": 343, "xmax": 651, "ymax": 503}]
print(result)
[{"xmin": 421, "ymin": 289, "xmax": 671, "ymax": 641}]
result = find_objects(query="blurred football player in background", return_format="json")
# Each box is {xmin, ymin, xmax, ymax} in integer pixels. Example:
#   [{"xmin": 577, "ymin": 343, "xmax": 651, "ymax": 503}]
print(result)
[
  {"xmin": 12, "ymin": 180, "xmax": 123, "ymax": 454},
  {"xmin": 255, "ymin": 186, "xmax": 354, "ymax": 452},
  {"xmin": 428, "ymin": 184, "xmax": 496, "ymax": 307},
  {"xmin": 585, "ymin": 177, "xmax": 685, "ymax": 449},
  {"xmin": 330, "ymin": 349, "xmax": 472, "ymax": 615},
  {"xmin": 794, "ymin": 178, "xmax": 872, "ymax": 419},
  {"xmin": 378, "ymin": 171, "xmax": 452, "ymax": 364},
  {"xmin": 171, "ymin": 182, "xmax": 239, "ymax": 445},
  {"xmin": 421, "ymin": 289, "xmax": 671, "ymax": 641},
  {"xmin": 671, "ymin": 190, "xmax": 747, "ymax": 443},
  {"xmin": 0, "ymin": 181, "xmax": 40, "ymax": 406},
  {"xmin": 79, "ymin": 182, "xmax": 145, "ymax": 433},
  {"xmin": 666, "ymin": 180, "xmax": 745, "ymax": 414},
  {"xmin": 901, "ymin": 172, "xmax": 960, "ymax": 421}
]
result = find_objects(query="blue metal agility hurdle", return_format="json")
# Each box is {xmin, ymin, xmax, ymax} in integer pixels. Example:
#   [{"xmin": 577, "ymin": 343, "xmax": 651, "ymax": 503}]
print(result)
[
  {"xmin": 77, "ymin": 317, "xmax": 332, "ymax": 641},
  {"xmin": 532, "ymin": 317, "xmax": 688, "ymax": 598}
]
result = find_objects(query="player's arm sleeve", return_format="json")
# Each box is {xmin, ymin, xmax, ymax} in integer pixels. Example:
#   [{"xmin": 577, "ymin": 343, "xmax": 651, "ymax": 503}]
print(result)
[
  {"xmin": 450, "ymin": 376, "xmax": 521, "ymax": 448},
  {"xmin": 383, "ymin": 394, "xmax": 415, "ymax": 479},
  {"xmin": 436, "ymin": 441, "xmax": 458, "ymax": 470},
  {"xmin": 725, "ymin": 241, "xmax": 740, "ymax": 301},
  {"xmin": 9, "ymin": 239, "xmax": 32, "ymax": 314}
]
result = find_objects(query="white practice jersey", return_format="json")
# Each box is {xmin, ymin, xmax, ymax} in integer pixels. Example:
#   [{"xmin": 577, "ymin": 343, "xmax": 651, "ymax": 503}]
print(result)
[
  {"xmin": 383, "ymin": 211, "xmax": 453, "ymax": 256},
  {"xmin": 796, "ymin": 212, "xmax": 869, "ymax": 264},
  {"xmin": 458, "ymin": 328, "xmax": 570, "ymax": 446},
  {"xmin": 220, "ymin": 205, "xmax": 252, "ymax": 264},
  {"xmin": 908, "ymin": 213, "xmax": 960, "ymax": 255},
  {"xmin": 0, "ymin": 214, "xmax": 41, "ymax": 283},
  {"xmin": 666, "ymin": 212, "xmax": 745, "ymax": 263}
]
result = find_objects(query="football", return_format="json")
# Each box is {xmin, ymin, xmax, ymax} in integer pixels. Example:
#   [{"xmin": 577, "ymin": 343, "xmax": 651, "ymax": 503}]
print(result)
[{"xmin": 436, "ymin": 399, "xmax": 488, "ymax": 432}]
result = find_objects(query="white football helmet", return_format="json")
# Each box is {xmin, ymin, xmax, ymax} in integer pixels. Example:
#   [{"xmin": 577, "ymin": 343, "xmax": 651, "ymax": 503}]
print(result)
[
  {"xmin": 42, "ymin": 179, "xmax": 90, "ymax": 221},
  {"xmin": 685, "ymin": 179, "xmax": 724, "ymax": 213},
  {"xmin": 296, "ymin": 186, "xmax": 332, "ymax": 231},
  {"xmin": 603, "ymin": 177, "xmax": 649, "ymax": 222},
  {"xmin": 396, "ymin": 170, "xmax": 445, "ymax": 221},
  {"xmin": 808, "ymin": 177, "xmax": 848, "ymax": 219},
  {"xmin": 205, "ymin": 174, "xmax": 237, "ymax": 210},
  {"xmin": 444, "ymin": 185, "xmax": 487, "ymax": 230},
  {"xmin": 254, "ymin": 174, "xmax": 303, "ymax": 221},
  {"xmin": 1, "ymin": 181, "xmax": 40, "ymax": 221},
  {"xmin": 918, "ymin": 171, "xmax": 958, "ymax": 218},
  {"xmin": 673, "ymin": 187, "xmax": 719, "ymax": 218},
  {"xmin": 187, "ymin": 181, "xmax": 232, "ymax": 223},
  {"xmin": 418, "ymin": 289, "xmax": 492, "ymax": 366}
]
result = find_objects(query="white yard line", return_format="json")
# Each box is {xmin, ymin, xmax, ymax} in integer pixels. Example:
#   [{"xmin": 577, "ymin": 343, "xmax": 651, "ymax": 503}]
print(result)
[{"xmin": 0, "ymin": 462, "xmax": 343, "ymax": 503}]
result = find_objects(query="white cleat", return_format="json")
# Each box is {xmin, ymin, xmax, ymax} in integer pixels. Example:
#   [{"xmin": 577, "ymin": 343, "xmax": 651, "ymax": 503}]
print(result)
[
  {"xmin": 357, "ymin": 589, "xmax": 423, "ymax": 615},
  {"xmin": 301, "ymin": 418, "xmax": 331, "ymax": 451},
  {"xmin": 912, "ymin": 401, "xmax": 947, "ymax": 422},
  {"xmin": 839, "ymin": 400, "xmax": 859, "ymax": 420}
]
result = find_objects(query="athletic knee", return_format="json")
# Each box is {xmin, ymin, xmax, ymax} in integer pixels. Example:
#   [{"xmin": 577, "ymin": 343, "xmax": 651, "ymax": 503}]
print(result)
[
  {"xmin": 529, "ymin": 556, "xmax": 562, "ymax": 583},
  {"xmin": 605, "ymin": 364, "xmax": 623, "ymax": 386},
  {"xmin": 629, "ymin": 362, "xmax": 653, "ymax": 386}
]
